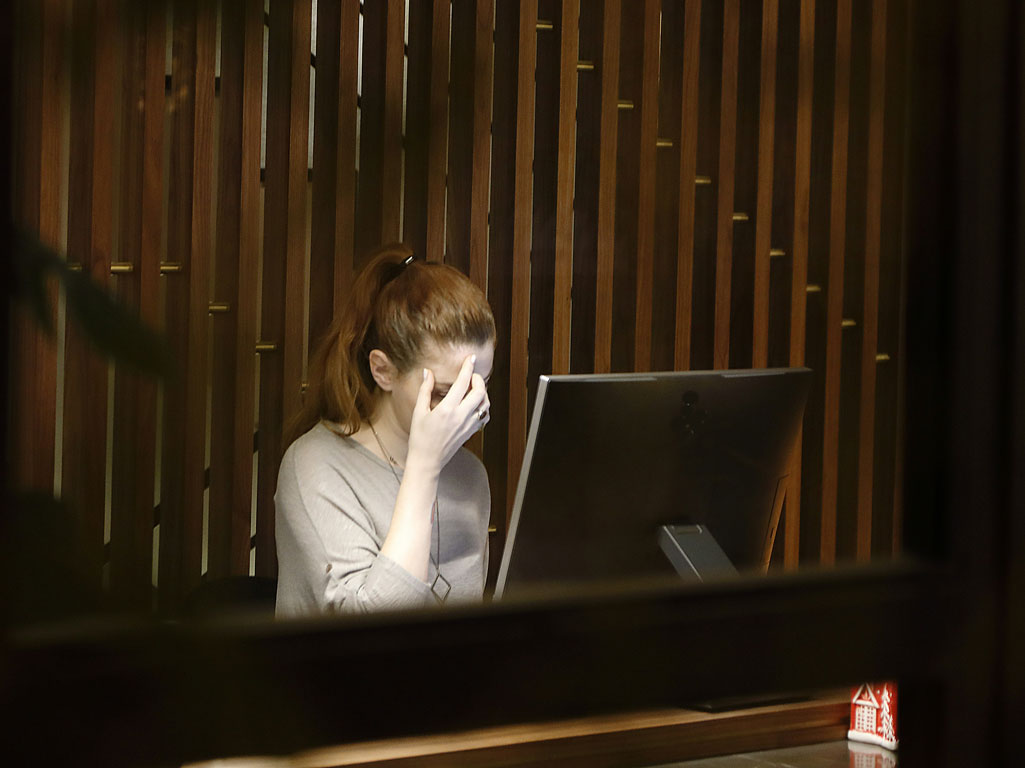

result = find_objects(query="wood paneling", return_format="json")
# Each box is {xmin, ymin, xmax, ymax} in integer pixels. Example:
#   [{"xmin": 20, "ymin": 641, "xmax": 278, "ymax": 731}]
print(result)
[
  {"xmin": 63, "ymin": 0, "xmax": 116, "ymax": 589},
  {"xmin": 631, "ymin": 0, "xmax": 660, "ymax": 372},
  {"xmin": 507, "ymin": 0, "xmax": 539, "ymax": 515},
  {"xmin": 552, "ymin": 0, "xmax": 579, "ymax": 375},
  {"xmin": 675, "ymin": 0, "xmax": 702, "ymax": 371},
  {"xmin": 109, "ymin": 0, "xmax": 163, "ymax": 606},
  {"xmin": 10, "ymin": 0, "xmax": 914, "ymax": 608},
  {"xmin": 594, "ymin": 0, "xmax": 621, "ymax": 374},
  {"xmin": 820, "ymin": 0, "xmax": 852, "ymax": 565},
  {"xmin": 713, "ymin": 0, "xmax": 740, "ymax": 370}
]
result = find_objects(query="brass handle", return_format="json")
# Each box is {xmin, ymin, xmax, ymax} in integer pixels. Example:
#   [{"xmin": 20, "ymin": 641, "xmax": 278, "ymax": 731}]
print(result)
[
  {"xmin": 842, "ymin": 319, "xmax": 857, "ymax": 328},
  {"xmin": 617, "ymin": 100, "xmax": 634, "ymax": 110},
  {"xmin": 695, "ymin": 176, "xmax": 712, "ymax": 185},
  {"xmin": 656, "ymin": 138, "xmax": 673, "ymax": 148},
  {"xmin": 255, "ymin": 342, "xmax": 277, "ymax": 353},
  {"xmin": 160, "ymin": 262, "xmax": 183, "ymax": 274},
  {"xmin": 876, "ymin": 353, "xmax": 891, "ymax": 362},
  {"xmin": 576, "ymin": 60, "xmax": 595, "ymax": 71},
  {"xmin": 732, "ymin": 212, "xmax": 749, "ymax": 222},
  {"xmin": 110, "ymin": 262, "xmax": 134, "ymax": 274},
  {"xmin": 769, "ymin": 248, "xmax": 786, "ymax": 257},
  {"xmin": 536, "ymin": 20, "xmax": 554, "ymax": 30},
  {"xmin": 208, "ymin": 302, "xmax": 230, "ymax": 314},
  {"xmin": 806, "ymin": 284, "xmax": 822, "ymax": 293}
]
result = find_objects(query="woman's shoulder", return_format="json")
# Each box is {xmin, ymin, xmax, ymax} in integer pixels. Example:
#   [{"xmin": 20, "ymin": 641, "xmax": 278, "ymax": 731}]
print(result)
[
  {"xmin": 281, "ymin": 422, "xmax": 367, "ymax": 478},
  {"xmin": 446, "ymin": 446, "xmax": 489, "ymax": 486}
]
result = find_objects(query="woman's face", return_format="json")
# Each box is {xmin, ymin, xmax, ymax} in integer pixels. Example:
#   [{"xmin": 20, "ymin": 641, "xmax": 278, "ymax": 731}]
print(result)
[{"xmin": 387, "ymin": 340, "xmax": 495, "ymax": 438}]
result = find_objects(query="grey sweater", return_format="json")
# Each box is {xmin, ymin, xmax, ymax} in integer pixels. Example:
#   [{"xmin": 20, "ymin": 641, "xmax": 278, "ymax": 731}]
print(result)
[{"xmin": 274, "ymin": 422, "xmax": 491, "ymax": 617}]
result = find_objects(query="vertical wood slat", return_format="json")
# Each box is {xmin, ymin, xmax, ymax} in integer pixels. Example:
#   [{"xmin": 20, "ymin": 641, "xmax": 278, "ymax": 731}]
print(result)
[
  {"xmin": 552, "ymin": 0, "xmax": 579, "ymax": 374},
  {"xmin": 335, "ymin": 0, "xmax": 360, "ymax": 311},
  {"xmin": 11, "ymin": 0, "xmax": 63, "ymax": 493},
  {"xmin": 713, "ymin": 0, "xmax": 740, "ymax": 370},
  {"xmin": 856, "ymin": 0, "xmax": 888, "ymax": 561},
  {"xmin": 675, "ymin": 0, "xmax": 702, "ymax": 371},
  {"xmin": 180, "ymin": 0, "xmax": 217, "ymax": 592},
  {"xmin": 280, "ymin": 0, "xmax": 312, "ymax": 432},
  {"xmin": 231, "ymin": 0, "xmax": 265, "ymax": 575},
  {"xmin": 310, "ymin": 0, "xmax": 341, "ymax": 345},
  {"xmin": 631, "ymin": 0, "xmax": 660, "ymax": 372},
  {"xmin": 159, "ymin": 0, "xmax": 198, "ymax": 605},
  {"xmin": 568, "ymin": 3, "xmax": 603, "ymax": 374},
  {"xmin": 785, "ymin": 0, "xmax": 816, "ymax": 569},
  {"xmin": 426, "ymin": 0, "xmax": 451, "ymax": 263},
  {"xmin": 650, "ymin": 0, "xmax": 686, "ymax": 372},
  {"xmin": 447, "ymin": 0, "xmax": 478, "ymax": 275},
  {"xmin": 402, "ymin": 0, "xmax": 441, "ymax": 262},
  {"xmin": 752, "ymin": 0, "xmax": 780, "ymax": 369},
  {"xmin": 208, "ymin": 0, "xmax": 249, "ymax": 580},
  {"xmin": 526, "ymin": 0, "xmax": 559, "ymax": 417},
  {"xmin": 819, "ymin": 0, "xmax": 852, "ymax": 565},
  {"xmin": 109, "ymin": 0, "xmax": 163, "ymax": 604},
  {"xmin": 507, "ymin": 0, "xmax": 539, "ymax": 515},
  {"xmin": 594, "ymin": 0, "xmax": 621, "ymax": 374},
  {"xmin": 207, "ymin": 0, "xmax": 243, "ymax": 580},
  {"xmin": 469, "ymin": 0, "xmax": 495, "ymax": 290},
  {"xmin": 354, "ymin": 0, "xmax": 404, "ymax": 262},
  {"xmin": 258, "ymin": 0, "xmax": 306, "ymax": 580},
  {"xmin": 63, "ymin": 0, "xmax": 116, "ymax": 586},
  {"xmin": 484, "ymin": 0, "xmax": 520, "ymax": 572}
]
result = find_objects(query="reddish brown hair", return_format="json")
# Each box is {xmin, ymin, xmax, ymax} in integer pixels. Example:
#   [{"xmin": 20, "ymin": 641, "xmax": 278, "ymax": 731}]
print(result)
[{"xmin": 289, "ymin": 244, "xmax": 496, "ymax": 442}]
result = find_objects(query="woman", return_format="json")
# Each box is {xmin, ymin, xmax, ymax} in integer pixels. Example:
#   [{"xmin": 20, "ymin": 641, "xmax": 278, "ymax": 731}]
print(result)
[{"xmin": 275, "ymin": 244, "xmax": 496, "ymax": 616}]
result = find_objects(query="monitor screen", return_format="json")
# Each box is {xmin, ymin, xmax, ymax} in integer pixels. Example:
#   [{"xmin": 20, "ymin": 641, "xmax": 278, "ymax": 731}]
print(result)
[{"xmin": 495, "ymin": 368, "xmax": 811, "ymax": 599}]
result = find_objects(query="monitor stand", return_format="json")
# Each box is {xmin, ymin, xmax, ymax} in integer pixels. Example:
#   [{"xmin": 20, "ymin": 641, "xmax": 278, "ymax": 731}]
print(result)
[
  {"xmin": 658, "ymin": 524, "xmax": 737, "ymax": 582},
  {"xmin": 658, "ymin": 524, "xmax": 809, "ymax": 712}
]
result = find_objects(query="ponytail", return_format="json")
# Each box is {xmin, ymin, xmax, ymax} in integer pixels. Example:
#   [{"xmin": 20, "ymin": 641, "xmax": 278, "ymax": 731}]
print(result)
[{"xmin": 286, "ymin": 243, "xmax": 496, "ymax": 446}]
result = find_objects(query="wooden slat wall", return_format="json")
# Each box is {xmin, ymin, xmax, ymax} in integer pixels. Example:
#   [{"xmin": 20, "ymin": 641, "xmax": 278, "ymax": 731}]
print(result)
[
  {"xmin": 10, "ymin": 0, "xmax": 913, "ymax": 609},
  {"xmin": 109, "ymin": 0, "xmax": 163, "ymax": 607}
]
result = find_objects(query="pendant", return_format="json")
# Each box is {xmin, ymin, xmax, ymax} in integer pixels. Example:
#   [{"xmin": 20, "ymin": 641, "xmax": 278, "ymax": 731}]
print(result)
[{"xmin": 429, "ymin": 569, "xmax": 451, "ymax": 603}]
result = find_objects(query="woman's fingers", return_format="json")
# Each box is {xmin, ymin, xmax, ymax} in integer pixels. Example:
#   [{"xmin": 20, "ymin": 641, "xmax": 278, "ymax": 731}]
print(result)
[
  {"xmin": 441, "ymin": 354, "xmax": 477, "ymax": 408},
  {"xmin": 414, "ymin": 368, "xmax": 435, "ymax": 415}
]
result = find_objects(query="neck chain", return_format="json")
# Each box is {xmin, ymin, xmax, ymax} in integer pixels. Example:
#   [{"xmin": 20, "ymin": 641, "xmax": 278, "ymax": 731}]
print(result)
[{"xmin": 368, "ymin": 421, "xmax": 450, "ymax": 603}]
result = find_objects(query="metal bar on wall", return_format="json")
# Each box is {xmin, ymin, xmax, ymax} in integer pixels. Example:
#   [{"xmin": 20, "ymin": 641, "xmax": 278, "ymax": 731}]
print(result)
[{"xmin": 820, "ymin": 0, "xmax": 852, "ymax": 565}]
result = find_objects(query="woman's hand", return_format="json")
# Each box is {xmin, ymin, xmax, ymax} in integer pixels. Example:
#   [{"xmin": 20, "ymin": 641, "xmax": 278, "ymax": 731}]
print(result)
[{"xmin": 406, "ymin": 354, "xmax": 489, "ymax": 473}]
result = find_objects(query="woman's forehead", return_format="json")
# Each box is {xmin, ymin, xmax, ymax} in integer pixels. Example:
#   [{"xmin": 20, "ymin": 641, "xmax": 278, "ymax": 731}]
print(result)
[{"xmin": 421, "ymin": 340, "xmax": 494, "ymax": 381}]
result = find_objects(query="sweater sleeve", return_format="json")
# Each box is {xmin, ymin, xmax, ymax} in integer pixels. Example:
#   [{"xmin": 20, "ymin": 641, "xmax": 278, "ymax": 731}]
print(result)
[{"xmin": 274, "ymin": 442, "xmax": 431, "ymax": 616}]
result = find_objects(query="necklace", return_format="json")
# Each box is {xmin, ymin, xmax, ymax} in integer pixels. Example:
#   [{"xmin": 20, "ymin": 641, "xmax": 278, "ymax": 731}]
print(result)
[{"xmin": 368, "ymin": 421, "xmax": 450, "ymax": 603}]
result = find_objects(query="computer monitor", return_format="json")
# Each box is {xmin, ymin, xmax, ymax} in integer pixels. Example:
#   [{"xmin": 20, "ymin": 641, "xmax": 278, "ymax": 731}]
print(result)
[{"xmin": 495, "ymin": 368, "xmax": 811, "ymax": 599}]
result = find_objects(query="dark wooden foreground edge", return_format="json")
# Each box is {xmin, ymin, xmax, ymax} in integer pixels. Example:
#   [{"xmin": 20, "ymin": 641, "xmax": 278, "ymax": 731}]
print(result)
[{"xmin": 1, "ymin": 564, "xmax": 942, "ymax": 767}]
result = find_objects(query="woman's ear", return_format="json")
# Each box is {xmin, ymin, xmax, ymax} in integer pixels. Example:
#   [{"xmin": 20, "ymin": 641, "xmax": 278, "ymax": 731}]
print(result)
[{"xmin": 368, "ymin": 349, "xmax": 398, "ymax": 391}]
